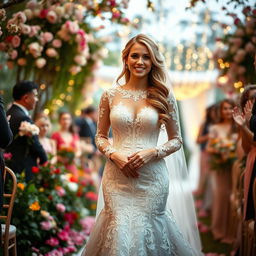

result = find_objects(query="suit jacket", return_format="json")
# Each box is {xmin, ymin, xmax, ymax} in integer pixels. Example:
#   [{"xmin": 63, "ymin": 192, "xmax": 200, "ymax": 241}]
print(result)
[
  {"xmin": 76, "ymin": 117, "xmax": 97, "ymax": 149},
  {"xmin": 0, "ymin": 96, "xmax": 13, "ymax": 212},
  {"xmin": 5, "ymin": 104, "xmax": 47, "ymax": 181}
]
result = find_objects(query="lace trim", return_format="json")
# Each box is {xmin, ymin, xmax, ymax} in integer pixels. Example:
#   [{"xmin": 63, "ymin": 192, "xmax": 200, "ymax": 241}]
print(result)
[{"xmin": 116, "ymin": 86, "xmax": 147, "ymax": 102}]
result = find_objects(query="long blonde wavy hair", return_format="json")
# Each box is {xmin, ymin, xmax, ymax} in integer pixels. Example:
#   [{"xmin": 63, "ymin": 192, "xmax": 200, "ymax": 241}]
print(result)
[{"xmin": 117, "ymin": 34, "xmax": 171, "ymax": 124}]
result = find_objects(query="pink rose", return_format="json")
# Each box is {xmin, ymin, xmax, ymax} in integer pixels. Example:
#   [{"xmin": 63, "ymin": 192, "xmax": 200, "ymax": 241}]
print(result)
[
  {"xmin": 24, "ymin": 9, "xmax": 33, "ymax": 20},
  {"xmin": 74, "ymin": 55, "xmax": 87, "ymax": 66},
  {"xmin": 3, "ymin": 152, "xmax": 12, "ymax": 160},
  {"xmin": 66, "ymin": 246, "xmax": 76, "ymax": 253},
  {"xmin": 45, "ymin": 249, "xmax": 63, "ymax": 256},
  {"xmin": 69, "ymin": 65, "xmax": 81, "ymax": 75},
  {"xmin": 42, "ymin": 32, "xmax": 53, "ymax": 43},
  {"xmin": 52, "ymin": 39, "xmax": 62, "ymax": 48},
  {"xmin": 46, "ymin": 48, "xmax": 58, "ymax": 57},
  {"xmin": 85, "ymin": 191, "xmax": 98, "ymax": 201},
  {"xmin": 11, "ymin": 35, "xmax": 21, "ymax": 48},
  {"xmin": 45, "ymin": 237, "xmax": 59, "ymax": 247},
  {"xmin": 56, "ymin": 203, "xmax": 66, "ymax": 213},
  {"xmin": 26, "ymin": 0, "xmax": 39, "ymax": 10},
  {"xmin": 20, "ymin": 24, "xmax": 31, "ymax": 35},
  {"xmin": 57, "ymin": 230, "xmax": 70, "ymax": 241},
  {"xmin": 80, "ymin": 216, "xmax": 95, "ymax": 235},
  {"xmin": 9, "ymin": 50, "xmax": 18, "ymax": 60},
  {"xmin": 35, "ymin": 58, "xmax": 46, "ymax": 68},
  {"xmin": 112, "ymin": 11, "xmax": 121, "ymax": 19},
  {"xmin": 28, "ymin": 42, "xmax": 43, "ymax": 58},
  {"xmin": 17, "ymin": 58, "xmax": 27, "ymax": 66},
  {"xmin": 74, "ymin": 9, "xmax": 84, "ymax": 22},
  {"xmin": 56, "ymin": 186, "xmax": 65, "ymax": 196},
  {"xmin": 65, "ymin": 21, "xmax": 79, "ymax": 34},
  {"xmin": 40, "ymin": 221, "xmax": 52, "ymax": 230},
  {"xmin": 14, "ymin": 11, "xmax": 27, "ymax": 23},
  {"xmin": 47, "ymin": 11, "xmax": 57, "ymax": 24},
  {"xmin": 29, "ymin": 25, "xmax": 40, "ymax": 37}
]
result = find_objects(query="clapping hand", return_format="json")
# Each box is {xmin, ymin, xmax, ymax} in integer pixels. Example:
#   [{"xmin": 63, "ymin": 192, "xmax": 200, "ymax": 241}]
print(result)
[
  {"xmin": 232, "ymin": 106, "xmax": 246, "ymax": 127},
  {"xmin": 244, "ymin": 100, "xmax": 253, "ymax": 124}
]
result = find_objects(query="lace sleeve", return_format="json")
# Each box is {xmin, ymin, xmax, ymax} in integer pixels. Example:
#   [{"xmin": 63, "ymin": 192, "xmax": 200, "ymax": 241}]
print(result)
[
  {"xmin": 155, "ymin": 93, "xmax": 183, "ymax": 159},
  {"xmin": 95, "ymin": 90, "xmax": 116, "ymax": 159}
]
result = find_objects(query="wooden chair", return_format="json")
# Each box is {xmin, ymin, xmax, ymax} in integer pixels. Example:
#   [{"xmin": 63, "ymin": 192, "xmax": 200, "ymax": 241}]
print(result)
[{"xmin": 0, "ymin": 167, "xmax": 17, "ymax": 256}]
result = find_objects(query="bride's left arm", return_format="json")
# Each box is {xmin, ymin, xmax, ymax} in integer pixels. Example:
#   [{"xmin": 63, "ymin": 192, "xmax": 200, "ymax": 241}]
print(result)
[
  {"xmin": 128, "ymin": 93, "xmax": 182, "ymax": 168},
  {"xmin": 154, "ymin": 93, "xmax": 183, "ymax": 159}
]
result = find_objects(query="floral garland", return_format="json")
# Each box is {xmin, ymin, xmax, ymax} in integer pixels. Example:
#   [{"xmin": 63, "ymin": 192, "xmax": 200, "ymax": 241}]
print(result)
[
  {"xmin": 0, "ymin": 0, "xmax": 133, "ymax": 113},
  {"xmin": 213, "ymin": 7, "xmax": 256, "ymax": 94}
]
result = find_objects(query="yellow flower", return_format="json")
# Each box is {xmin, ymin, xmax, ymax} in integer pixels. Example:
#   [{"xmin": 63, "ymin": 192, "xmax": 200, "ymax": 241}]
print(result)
[
  {"xmin": 91, "ymin": 203, "xmax": 97, "ymax": 210},
  {"xmin": 39, "ymin": 187, "xmax": 44, "ymax": 192},
  {"xmin": 29, "ymin": 201, "xmax": 40, "ymax": 211},
  {"xmin": 17, "ymin": 183, "xmax": 25, "ymax": 190},
  {"xmin": 40, "ymin": 210, "xmax": 50, "ymax": 218}
]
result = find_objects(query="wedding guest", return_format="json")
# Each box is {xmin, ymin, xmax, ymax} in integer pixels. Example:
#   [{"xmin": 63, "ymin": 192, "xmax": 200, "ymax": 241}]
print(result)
[
  {"xmin": 35, "ymin": 115, "xmax": 57, "ymax": 163},
  {"xmin": 51, "ymin": 112, "xmax": 81, "ymax": 177},
  {"xmin": 5, "ymin": 81, "xmax": 47, "ymax": 181},
  {"xmin": 207, "ymin": 99, "xmax": 238, "ymax": 243},
  {"xmin": 0, "ymin": 95, "xmax": 13, "ymax": 215}
]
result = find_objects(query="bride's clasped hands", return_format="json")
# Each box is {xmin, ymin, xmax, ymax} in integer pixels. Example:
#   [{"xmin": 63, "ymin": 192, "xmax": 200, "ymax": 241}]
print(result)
[{"xmin": 110, "ymin": 148, "xmax": 157, "ymax": 178}]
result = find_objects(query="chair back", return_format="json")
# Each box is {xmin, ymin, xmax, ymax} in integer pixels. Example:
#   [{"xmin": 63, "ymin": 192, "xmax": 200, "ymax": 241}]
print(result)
[{"xmin": 0, "ymin": 167, "xmax": 17, "ymax": 244}]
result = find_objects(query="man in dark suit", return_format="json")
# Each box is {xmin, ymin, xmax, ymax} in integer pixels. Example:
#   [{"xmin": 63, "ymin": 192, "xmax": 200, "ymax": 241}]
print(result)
[
  {"xmin": 5, "ymin": 81, "xmax": 47, "ymax": 181},
  {"xmin": 76, "ymin": 106, "xmax": 97, "ymax": 150}
]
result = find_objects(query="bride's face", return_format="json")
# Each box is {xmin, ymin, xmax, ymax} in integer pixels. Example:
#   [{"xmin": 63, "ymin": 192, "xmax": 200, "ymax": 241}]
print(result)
[{"xmin": 126, "ymin": 43, "xmax": 152, "ymax": 79}]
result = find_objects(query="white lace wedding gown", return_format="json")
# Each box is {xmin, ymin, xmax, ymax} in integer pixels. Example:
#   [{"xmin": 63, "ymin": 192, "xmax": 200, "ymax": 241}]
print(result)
[{"xmin": 82, "ymin": 86, "xmax": 197, "ymax": 256}]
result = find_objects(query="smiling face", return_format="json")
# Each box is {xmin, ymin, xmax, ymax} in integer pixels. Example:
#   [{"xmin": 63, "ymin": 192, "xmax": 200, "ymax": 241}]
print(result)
[
  {"xmin": 126, "ymin": 43, "xmax": 152, "ymax": 79},
  {"xmin": 59, "ymin": 113, "xmax": 72, "ymax": 130},
  {"xmin": 36, "ymin": 117, "xmax": 51, "ymax": 137},
  {"xmin": 221, "ymin": 102, "xmax": 233, "ymax": 120}
]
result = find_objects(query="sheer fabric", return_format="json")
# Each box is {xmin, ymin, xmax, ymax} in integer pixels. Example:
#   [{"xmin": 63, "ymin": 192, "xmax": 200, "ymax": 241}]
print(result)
[{"xmin": 82, "ymin": 85, "xmax": 202, "ymax": 256}]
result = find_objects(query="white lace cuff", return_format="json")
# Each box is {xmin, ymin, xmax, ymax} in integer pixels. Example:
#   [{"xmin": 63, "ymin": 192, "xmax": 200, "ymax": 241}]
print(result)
[
  {"xmin": 155, "ymin": 137, "xmax": 183, "ymax": 159},
  {"xmin": 104, "ymin": 145, "xmax": 117, "ymax": 159}
]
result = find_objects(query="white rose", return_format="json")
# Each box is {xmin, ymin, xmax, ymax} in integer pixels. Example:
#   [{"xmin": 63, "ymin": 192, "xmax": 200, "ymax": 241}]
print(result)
[{"xmin": 35, "ymin": 58, "xmax": 46, "ymax": 68}]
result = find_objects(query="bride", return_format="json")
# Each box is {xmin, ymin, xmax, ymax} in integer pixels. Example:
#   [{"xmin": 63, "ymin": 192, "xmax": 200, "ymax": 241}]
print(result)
[{"xmin": 82, "ymin": 34, "xmax": 202, "ymax": 256}]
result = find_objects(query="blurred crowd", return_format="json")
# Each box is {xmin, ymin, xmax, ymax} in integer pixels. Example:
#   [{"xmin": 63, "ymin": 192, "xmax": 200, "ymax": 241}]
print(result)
[{"xmin": 195, "ymin": 85, "xmax": 256, "ymax": 255}]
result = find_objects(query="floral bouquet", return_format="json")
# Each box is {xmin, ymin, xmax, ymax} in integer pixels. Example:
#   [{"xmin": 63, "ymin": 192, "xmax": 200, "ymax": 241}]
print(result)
[
  {"xmin": 57, "ymin": 146, "xmax": 75, "ymax": 165},
  {"xmin": 18, "ymin": 121, "xmax": 40, "ymax": 137},
  {"xmin": 209, "ymin": 137, "xmax": 237, "ymax": 172}
]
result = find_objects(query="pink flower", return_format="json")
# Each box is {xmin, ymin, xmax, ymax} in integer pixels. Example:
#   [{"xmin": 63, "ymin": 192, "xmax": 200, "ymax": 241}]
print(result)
[
  {"xmin": 45, "ymin": 249, "xmax": 63, "ymax": 256},
  {"xmin": 20, "ymin": 24, "xmax": 31, "ymax": 35},
  {"xmin": 65, "ymin": 21, "xmax": 79, "ymax": 34},
  {"xmin": 39, "ymin": 9, "xmax": 49, "ymax": 19},
  {"xmin": 11, "ymin": 35, "xmax": 21, "ymax": 48},
  {"xmin": 69, "ymin": 65, "xmax": 81, "ymax": 75},
  {"xmin": 80, "ymin": 216, "xmax": 95, "ymax": 235},
  {"xmin": 40, "ymin": 221, "xmax": 52, "ymax": 230},
  {"xmin": 35, "ymin": 58, "xmax": 46, "ymax": 69},
  {"xmin": 9, "ymin": 50, "xmax": 18, "ymax": 60},
  {"xmin": 56, "ymin": 203, "xmax": 66, "ymax": 213},
  {"xmin": 17, "ymin": 58, "xmax": 27, "ymax": 66},
  {"xmin": 26, "ymin": 1, "xmax": 38, "ymax": 10},
  {"xmin": 112, "ymin": 11, "xmax": 121, "ymax": 19},
  {"xmin": 24, "ymin": 9, "xmax": 33, "ymax": 20},
  {"xmin": 28, "ymin": 42, "xmax": 43, "ymax": 58},
  {"xmin": 3, "ymin": 152, "xmax": 12, "ymax": 160},
  {"xmin": 41, "ymin": 32, "xmax": 53, "ymax": 43},
  {"xmin": 74, "ymin": 55, "xmax": 87, "ymax": 66},
  {"xmin": 66, "ymin": 246, "xmax": 76, "ymax": 253},
  {"xmin": 14, "ymin": 11, "xmax": 27, "ymax": 23},
  {"xmin": 52, "ymin": 39, "xmax": 62, "ymax": 48},
  {"xmin": 47, "ymin": 10, "xmax": 57, "ymax": 24},
  {"xmin": 45, "ymin": 237, "xmax": 59, "ymax": 247},
  {"xmin": 57, "ymin": 229, "xmax": 70, "ymax": 241},
  {"xmin": 74, "ymin": 9, "xmax": 84, "ymax": 22},
  {"xmin": 46, "ymin": 48, "xmax": 58, "ymax": 57},
  {"xmin": 85, "ymin": 191, "xmax": 98, "ymax": 201},
  {"xmin": 64, "ymin": 212, "xmax": 78, "ymax": 225},
  {"xmin": 56, "ymin": 186, "xmax": 66, "ymax": 197},
  {"xmin": 29, "ymin": 25, "xmax": 40, "ymax": 37}
]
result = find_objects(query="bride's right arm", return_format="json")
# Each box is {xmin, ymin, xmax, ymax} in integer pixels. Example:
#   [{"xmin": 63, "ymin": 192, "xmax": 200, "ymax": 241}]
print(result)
[{"xmin": 95, "ymin": 91, "xmax": 116, "ymax": 159}]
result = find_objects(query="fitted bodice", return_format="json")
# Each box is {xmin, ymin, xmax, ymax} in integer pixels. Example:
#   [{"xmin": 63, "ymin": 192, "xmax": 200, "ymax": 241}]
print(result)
[{"xmin": 110, "ymin": 101, "xmax": 160, "ymax": 153}]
